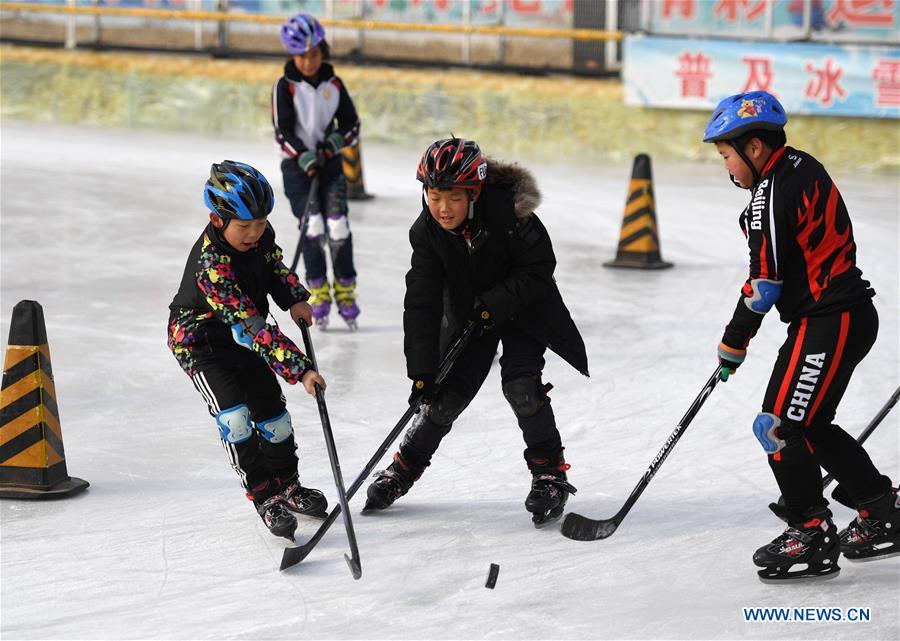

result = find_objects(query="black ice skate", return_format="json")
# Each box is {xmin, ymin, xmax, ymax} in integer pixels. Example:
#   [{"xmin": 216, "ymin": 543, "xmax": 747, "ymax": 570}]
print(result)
[
  {"xmin": 278, "ymin": 478, "xmax": 328, "ymax": 519},
  {"xmin": 753, "ymin": 505, "xmax": 840, "ymax": 583},
  {"xmin": 525, "ymin": 451, "xmax": 577, "ymax": 528},
  {"xmin": 362, "ymin": 453, "xmax": 418, "ymax": 513},
  {"xmin": 257, "ymin": 495, "xmax": 298, "ymax": 542},
  {"xmin": 838, "ymin": 489, "xmax": 900, "ymax": 562}
]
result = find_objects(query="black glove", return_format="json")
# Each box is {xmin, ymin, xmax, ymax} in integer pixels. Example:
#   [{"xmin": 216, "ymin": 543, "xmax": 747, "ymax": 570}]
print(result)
[
  {"xmin": 409, "ymin": 373, "xmax": 437, "ymax": 406},
  {"xmin": 471, "ymin": 300, "xmax": 494, "ymax": 333}
]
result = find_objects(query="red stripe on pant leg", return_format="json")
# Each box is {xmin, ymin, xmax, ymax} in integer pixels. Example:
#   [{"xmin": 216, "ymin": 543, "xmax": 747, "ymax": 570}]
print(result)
[
  {"xmin": 806, "ymin": 311, "xmax": 850, "ymax": 426},
  {"xmin": 774, "ymin": 318, "xmax": 808, "ymax": 415}
]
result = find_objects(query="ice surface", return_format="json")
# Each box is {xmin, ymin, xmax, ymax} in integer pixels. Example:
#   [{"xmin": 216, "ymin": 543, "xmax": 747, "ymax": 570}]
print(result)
[{"xmin": 1, "ymin": 121, "xmax": 897, "ymax": 640}]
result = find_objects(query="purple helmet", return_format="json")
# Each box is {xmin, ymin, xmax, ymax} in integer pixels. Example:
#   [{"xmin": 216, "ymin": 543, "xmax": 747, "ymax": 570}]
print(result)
[{"xmin": 280, "ymin": 14, "xmax": 325, "ymax": 55}]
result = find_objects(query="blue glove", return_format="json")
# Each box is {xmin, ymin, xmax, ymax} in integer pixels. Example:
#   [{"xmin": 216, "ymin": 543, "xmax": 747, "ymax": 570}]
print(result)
[
  {"xmin": 322, "ymin": 132, "xmax": 346, "ymax": 159},
  {"xmin": 297, "ymin": 150, "xmax": 319, "ymax": 177},
  {"xmin": 718, "ymin": 342, "xmax": 747, "ymax": 382}
]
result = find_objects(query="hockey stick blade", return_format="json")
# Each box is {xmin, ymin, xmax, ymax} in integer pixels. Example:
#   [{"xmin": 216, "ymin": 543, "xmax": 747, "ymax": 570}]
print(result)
[
  {"xmin": 561, "ymin": 512, "xmax": 620, "ymax": 541},
  {"xmin": 560, "ymin": 367, "xmax": 721, "ymax": 542}
]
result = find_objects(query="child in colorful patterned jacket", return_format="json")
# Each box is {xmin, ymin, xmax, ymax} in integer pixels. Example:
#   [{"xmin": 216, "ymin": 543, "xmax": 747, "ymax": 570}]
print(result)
[{"xmin": 167, "ymin": 160, "xmax": 327, "ymax": 541}]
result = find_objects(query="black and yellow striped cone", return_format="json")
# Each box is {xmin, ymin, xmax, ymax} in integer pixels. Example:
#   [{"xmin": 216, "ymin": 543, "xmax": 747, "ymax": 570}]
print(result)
[
  {"xmin": 342, "ymin": 139, "xmax": 374, "ymax": 201},
  {"xmin": 604, "ymin": 154, "xmax": 673, "ymax": 270},
  {"xmin": 0, "ymin": 300, "xmax": 88, "ymax": 499}
]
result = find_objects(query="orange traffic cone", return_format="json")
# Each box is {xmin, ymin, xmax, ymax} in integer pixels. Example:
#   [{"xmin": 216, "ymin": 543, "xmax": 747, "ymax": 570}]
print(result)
[
  {"xmin": 0, "ymin": 300, "xmax": 88, "ymax": 499},
  {"xmin": 342, "ymin": 138, "xmax": 374, "ymax": 201},
  {"xmin": 604, "ymin": 154, "xmax": 673, "ymax": 269}
]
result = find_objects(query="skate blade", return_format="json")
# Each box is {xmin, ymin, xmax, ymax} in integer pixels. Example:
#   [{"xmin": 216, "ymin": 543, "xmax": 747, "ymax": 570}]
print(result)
[
  {"xmin": 315, "ymin": 317, "xmax": 329, "ymax": 330},
  {"xmin": 531, "ymin": 508, "xmax": 564, "ymax": 529},
  {"xmin": 757, "ymin": 566, "xmax": 841, "ymax": 584},
  {"xmin": 843, "ymin": 546, "xmax": 900, "ymax": 563}
]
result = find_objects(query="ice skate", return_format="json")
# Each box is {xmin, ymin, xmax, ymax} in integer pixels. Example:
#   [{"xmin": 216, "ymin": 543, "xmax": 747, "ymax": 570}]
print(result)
[
  {"xmin": 753, "ymin": 505, "xmax": 841, "ymax": 583},
  {"xmin": 257, "ymin": 495, "xmax": 298, "ymax": 542},
  {"xmin": 278, "ymin": 477, "xmax": 328, "ymax": 519},
  {"xmin": 333, "ymin": 277, "xmax": 360, "ymax": 331},
  {"xmin": 362, "ymin": 454, "xmax": 418, "ymax": 513},
  {"xmin": 525, "ymin": 450, "xmax": 577, "ymax": 528},
  {"xmin": 839, "ymin": 489, "xmax": 900, "ymax": 562},
  {"xmin": 307, "ymin": 278, "xmax": 332, "ymax": 329}
]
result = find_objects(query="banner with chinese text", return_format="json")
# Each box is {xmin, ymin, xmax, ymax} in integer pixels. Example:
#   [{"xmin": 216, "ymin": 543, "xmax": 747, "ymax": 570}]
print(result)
[
  {"xmin": 624, "ymin": 35, "xmax": 899, "ymax": 118},
  {"xmin": 647, "ymin": 0, "xmax": 899, "ymax": 44}
]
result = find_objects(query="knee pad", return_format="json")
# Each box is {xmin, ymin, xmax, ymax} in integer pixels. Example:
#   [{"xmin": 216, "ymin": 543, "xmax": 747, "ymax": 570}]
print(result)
[
  {"xmin": 427, "ymin": 387, "xmax": 468, "ymax": 426},
  {"xmin": 326, "ymin": 214, "xmax": 351, "ymax": 242},
  {"xmin": 305, "ymin": 213, "xmax": 325, "ymax": 240},
  {"xmin": 255, "ymin": 409, "xmax": 293, "ymax": 444},
  {"xmin": 216, "ymin": 405, "xmax": 253, "ymax": 444},
  {"xmin": 502, "ymin": 376, "xmax": 544, "ymax": 418},
  {"xmin": 753, "ymin": 412, "xmax": 801, "ymax": 454}
]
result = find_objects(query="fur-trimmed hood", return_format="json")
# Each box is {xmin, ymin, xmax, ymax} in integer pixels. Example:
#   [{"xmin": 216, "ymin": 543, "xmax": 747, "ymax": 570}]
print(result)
[{"xmin": 484, "ymin": 159, "xmax": 541, "ymax": 219}]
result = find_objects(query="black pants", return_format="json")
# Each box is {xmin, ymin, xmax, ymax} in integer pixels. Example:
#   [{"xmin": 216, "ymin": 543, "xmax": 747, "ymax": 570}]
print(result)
[
  {"xmin": 399, "ymin": 323, "xmax": 562, "ymax": 472},
  {"xmin": 281, "ymin": 157, "xmax": 356, "ymax": 282},
  {"xmin": 191, "ymin": 338, "xmax": 298, "ymax": 503},
  {"xmin": 761, "ymin": 301, "xmax": 890, "ymax": 513}
]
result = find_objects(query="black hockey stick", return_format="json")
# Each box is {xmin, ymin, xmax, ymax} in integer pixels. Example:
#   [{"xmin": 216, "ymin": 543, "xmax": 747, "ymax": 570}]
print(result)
[
  {"xmin": 777, "ymin": 384, "xmax": 900, "ymax": 504},
  {"xmin": 280, "ymin": 321, "xmax": 479, "ymax": 571},
  {"xmin": 289, "ymin": 170, "xmax": 321, "ymax": 273},
  {"xmin": 561, "ymin": 366, "xmax": 722, "ymax": 542},
  {"xmin": 298, "ymin": 319, "xmax": 361, "ymax": 579}
]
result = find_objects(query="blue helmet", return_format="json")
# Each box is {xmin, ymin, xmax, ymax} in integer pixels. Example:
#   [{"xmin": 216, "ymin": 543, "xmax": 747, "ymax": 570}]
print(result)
[
  {"xmin": 703, "ymin": 91, "xmax": 788, "ymax": 143},
  {"xmin": 280, "ymin": 14, "xmax": 326, "ymax": 55},
  {"xmin": 204, "ymin": 160, "xmax": 274, "ymax": 220}
]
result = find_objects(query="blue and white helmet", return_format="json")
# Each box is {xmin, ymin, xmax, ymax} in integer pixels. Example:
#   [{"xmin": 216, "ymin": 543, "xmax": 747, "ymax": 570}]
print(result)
[
  {"xmin": 204, "ymin": 161, "xmax": 274, "ymax": 220},
  {"xmin": 280, "ymin": 13, "xmax": 326, "ymax": 55},
  {"xmin": 703, "ymin": 91, "xmax": 788, "ymax": 143}
]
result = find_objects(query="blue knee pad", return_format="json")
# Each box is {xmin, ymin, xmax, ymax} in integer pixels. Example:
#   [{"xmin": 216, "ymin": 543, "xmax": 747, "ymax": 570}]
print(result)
[
  {"xmin": 256, "ymin": 409, "xmax": 293, "ymax": 444},
  {"xmin": 752, "ymin": 412, "xmax": 786, "ymax": 454},
  {"xmin": 216, "ymin": 405, "xmax": 253, "ymax": 444}
]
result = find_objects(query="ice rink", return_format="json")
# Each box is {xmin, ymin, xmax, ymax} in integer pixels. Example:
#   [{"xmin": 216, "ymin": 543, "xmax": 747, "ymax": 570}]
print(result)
[{"xmin": 1, "ymin": 120, "xmax": 898, "ymax": 640}]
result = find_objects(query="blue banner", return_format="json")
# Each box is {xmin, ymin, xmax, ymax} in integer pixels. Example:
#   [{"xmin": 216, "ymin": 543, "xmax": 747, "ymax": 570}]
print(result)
[
  {"xmin": 624, "ymin": 35, "xmax": 900, "ymax": 118},
  {"xmin": 647, "ymin": 0, "xmax": 899, "ymax": 44}
]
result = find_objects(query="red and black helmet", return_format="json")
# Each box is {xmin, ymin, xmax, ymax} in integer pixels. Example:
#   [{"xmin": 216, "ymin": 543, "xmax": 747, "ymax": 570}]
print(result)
[{"xmin": 416, "ymin": 138, "xmax": 487, "ymax": 190}]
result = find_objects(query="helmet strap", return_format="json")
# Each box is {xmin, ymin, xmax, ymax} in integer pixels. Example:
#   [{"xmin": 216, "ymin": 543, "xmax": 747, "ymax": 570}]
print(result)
[{"xmin": 728, "ymin": 140, "xmax": 761, "ymax": 189}]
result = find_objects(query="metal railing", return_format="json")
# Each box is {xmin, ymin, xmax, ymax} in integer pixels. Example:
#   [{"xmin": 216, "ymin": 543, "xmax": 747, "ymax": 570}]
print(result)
[{"xmin": 0, "ymin": 1, "xmax": 631, "ymax": 76}]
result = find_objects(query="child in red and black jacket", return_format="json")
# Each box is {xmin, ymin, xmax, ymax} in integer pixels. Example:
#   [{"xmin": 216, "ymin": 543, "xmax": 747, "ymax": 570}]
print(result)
[
  {"xmin": 168, "ymin": 161, "xmax": 327, "ymax": 542},
  {"xmin": 704, "ymin": 91, "xmax": 898, "ymax": 582}
]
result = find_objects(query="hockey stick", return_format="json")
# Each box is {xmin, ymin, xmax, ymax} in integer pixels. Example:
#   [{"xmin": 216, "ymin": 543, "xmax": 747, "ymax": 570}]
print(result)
[
  {"xmin": 298, "ymin": 319, "xmax": 361, "ymax": 579},
  {"xmin": 289, "ymin": 170, "xmax": 321, "ymax": 273},
  {"xmin": 280, "ymin": 321, "xmax": 479, "ymax": 571},
  {"xmin": 561, "ymin": 366, "xmax": 722, "ymax": 542},
  {"xmin": 776, "ymin": 384, "xmax": 900, "ymax": 504}
]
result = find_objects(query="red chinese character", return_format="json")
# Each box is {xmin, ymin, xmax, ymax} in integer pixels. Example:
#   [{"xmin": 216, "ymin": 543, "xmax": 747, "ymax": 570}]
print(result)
[
  {"xmin": 827, "ymin": 0, "xmax": 896, "ymax": 27},
  {"xmin": 675, "ymin": 51, "xmax": 713, "ymax": 99},
  {"xmin": 662, "ymin": 0, "xmax": 696, "ymax": 19},
  {"xmin": 805, "ymin": 58, "xmax": 847, "ymax": 106},
  {"xmin": 713, "ymin": 0, "xmax": 767, "ymax": 22},
  {"xmin": 872, "ymin": 59, "xmax": 900, "ymax": 106},
  {"xmin": 742, "ymin": 56, "xmax": 774, "ymax": 91},
  {"xmin": 511, "ymin": 0, "xmax": 543, "ymax": 14}
]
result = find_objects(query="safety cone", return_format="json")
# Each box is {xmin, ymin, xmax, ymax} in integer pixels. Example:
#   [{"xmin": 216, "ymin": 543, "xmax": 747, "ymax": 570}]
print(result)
[
  {"xmin": 342, "ymin": 139, "xmax": 374, "ymax": 200},
  {"xmin": 604, "ymin": 154, "xmax": 673, "ymax": 269},
  {"xmin": 0, "ymin": 300, "xmax": 88, "ymax": 499}
]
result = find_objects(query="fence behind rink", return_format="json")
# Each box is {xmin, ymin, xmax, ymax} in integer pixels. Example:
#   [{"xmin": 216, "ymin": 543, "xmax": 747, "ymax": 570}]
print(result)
[{"xmin": 0, "ymin": 0, "xmax": 636, "ymax": 76}]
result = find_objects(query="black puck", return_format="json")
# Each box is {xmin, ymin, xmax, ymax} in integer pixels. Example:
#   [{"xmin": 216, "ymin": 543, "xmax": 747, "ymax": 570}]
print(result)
[{"xmin": 485, "ymin": 563, "xmax": 499, "ymax": 589}]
